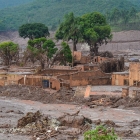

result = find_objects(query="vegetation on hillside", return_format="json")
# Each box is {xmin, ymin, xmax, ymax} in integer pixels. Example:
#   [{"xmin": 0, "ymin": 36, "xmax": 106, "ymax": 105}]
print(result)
[
  {"xmin": 127, "ymin": 0, "xmax": 140, "ymax": 7},
  {"xmin": 106, "ymin": 7, "xmax": 140, "ymax": 31},
  {"xmin": 0, "ymin": 0, "xmax": 33, "ymax": 9},
  {"xmin": 0, "ymin": 0, "xmax": 139, "ymax": 31}
]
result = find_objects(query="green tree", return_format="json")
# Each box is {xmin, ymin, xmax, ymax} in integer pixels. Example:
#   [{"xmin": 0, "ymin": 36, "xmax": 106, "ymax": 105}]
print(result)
[
  {"xmin": 129, "ymin": 7, "xmax": 137, "ymax": 19},
  {"xmin": 55, "ymin": 12, "xmax": 82, "ymax": 51},
  {"xmin": 59, "ymin": 42, "xmax": 72, "ymax": 65},
  {"xmin": 50, "ymin": 42, "xmax": 72, "ymax": 66},
  {"xmin": 80, "ymin": 12, "xmax": 112, "ymax": 56},
  {"xmin": 0, "ymin": 41, "xmax": 19, "ymax": 65},
  {"xmin": 19, "ymin": 23, "xmax": 50, "ymax": 40},
  {"xmin": 84, "ymin": 126, "xmax": 118, "ymax": 140},
  {"xmin": 24, "ymin": 37, "xmax": 57, "ymax": 69},
  {"xmin": 110, "ymin": 8, "xmax": 121, "ymax": 24}
]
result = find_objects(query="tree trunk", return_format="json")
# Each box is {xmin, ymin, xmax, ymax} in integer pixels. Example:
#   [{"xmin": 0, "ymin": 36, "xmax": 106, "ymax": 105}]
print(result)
[
  {"xmin": 94, "ymin": 46, "xmax": 98, "ymax": 56},
  {"xmin": 73, "ymin": 41, "xmax": 77, "ymax": 51},
  {"xmin": 40, "ymin": 61, "xmax": 45, "ymax": 69},
  {"xmin": 89, "ymin": 45, "xmax": 94, "ymax": 56}
]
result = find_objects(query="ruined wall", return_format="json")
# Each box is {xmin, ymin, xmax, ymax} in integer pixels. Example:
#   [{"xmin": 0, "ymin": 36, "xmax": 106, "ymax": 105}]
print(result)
[
  {"xmin": 51, "ymin": 65, "xmax": 71, "ymax": 70},
  {"xmin": 79, "ymin": 56, "xmax": 91, "ymax": 64},
  {"xmin": 69, "ymin": 69, "xmax": 111, "ymax": 87},
  {"xmin": 93, "ymin": 56, "xmax": 109, "ymax": 64},
  {"xmin": 100, "ymin": 57, "xmax": 124, "ymax": 73},
  {"xmin": 74, "ymin": 51, "xmax": 82, "ymax": 61},
  {"xmin": 74, "ymin": 65, "xmax": 84, "ymax": 71},
  {"xmin": 112, "ymin": 73, "xmax": 129, "ymax": 86},
  {"xmin": 129, "ymin": 62, "xmax": 140, "ymax": 86},
  {"xmin": 39, "ymin": 69, "xmax": 78, "ymax": 76},
  {"xmin": 18, "ymin": 75, "xmax": 50, "ymax": 87},
  {"xmin": 0, "ymin": 80, "xmax": 5, "ymax": 86},
  {"xmin": 57, "ymin": 74, "xmax": 70, "ymax": 80},
  {"xmin": 0, "ymin": 74, "xmax": 23, "ymax": 86},
  {"xmin": 84, "ymin": 65, "xmax": 99, "ymax": 71},
  {"xmin": 50, "ymin": 78, "xmax": 60, "ymax": 90}
]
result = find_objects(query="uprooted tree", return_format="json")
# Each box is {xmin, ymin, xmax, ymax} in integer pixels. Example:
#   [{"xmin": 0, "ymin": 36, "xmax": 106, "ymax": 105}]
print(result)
[
  {"xmin": 24, "ymin": 37, "xmax": 58, "ymax": 69},
  {"xmin": 0, "ymin": 41, "xmax": 19, "ymax": 65},
  {"xmin": 80, "ymin": 12, "xmax": 112, "ymax": 56},
  {"xmin": 19, "ymin": 23, "xmax": 50, "ymax": 40}
]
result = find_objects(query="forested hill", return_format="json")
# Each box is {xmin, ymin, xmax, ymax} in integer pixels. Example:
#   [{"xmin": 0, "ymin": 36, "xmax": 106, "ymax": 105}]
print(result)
[
  {"xmin": 127, "ymin": 0, "xmax": 140, "ymax": 7},
  {"xmin": 0, "ymin": 0, "xmax": 33, "ymax": 9},
  {"xmin": 0, "ymin": 0, "xmax": 139, "ymax": 31}
]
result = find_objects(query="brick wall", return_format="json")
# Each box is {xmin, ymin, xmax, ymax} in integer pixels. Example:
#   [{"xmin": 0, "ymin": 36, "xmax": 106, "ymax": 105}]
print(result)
[
  {"xmin": 112, "ymin": 73, "xmax": 129, "ymax": 86},
  {"xmin": 39, "ymin": 69, "xmax": 78, "ymax": 76},
  {"xmin": 129, "ymin": 62, "xmax": 140, "ymax": 86}
]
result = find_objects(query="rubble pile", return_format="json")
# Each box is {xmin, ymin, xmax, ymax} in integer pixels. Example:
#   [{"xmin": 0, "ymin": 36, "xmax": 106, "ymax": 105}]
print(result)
[
  {"xmin": 98, "ymin": 51, "xmax": 113, "ymax": 58},
  {"xmin": 0, "ymin": 85, "xmax": 140, "ymax": 108},
  {"xmin": 87, "ymin": 95, "xmax": 140, "ymax": 108},
  {"xmin": 5, "ymin": 111, "xmax": 92, "ymax": 140},
  {"xmin": 0, "ymin": 85, "xmax": 83, "ymax": 104},
  {"xmin": 93, "ymin": 119, "xmax": 118, "ymax": 127},
  {"xmin": 92, "ymin": 119, "xmax": 140, "ymax": 138},
  {"xmin": 100, "ymin": 57, "xmax": 124, "ymax": 73}
]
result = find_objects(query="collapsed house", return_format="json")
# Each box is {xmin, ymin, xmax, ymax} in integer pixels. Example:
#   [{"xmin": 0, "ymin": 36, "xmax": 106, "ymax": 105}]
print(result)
[
  {"xmin": 112, "ymin": 62, "xmax": 140, "ymax": 87},
  {"xmin": 0, "ymin": 51, "xmax": 126, "ymax": 90}
]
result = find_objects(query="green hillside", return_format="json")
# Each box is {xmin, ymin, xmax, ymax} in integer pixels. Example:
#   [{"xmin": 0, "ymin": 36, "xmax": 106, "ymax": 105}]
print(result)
[
  {"xmin": 128, "ymin": 0, "xmax": 140, "ymax": 7},
  {"xmin": 0, "ymin": 0, "xmax": 33, "ymax": 9},
  {"xmin": 0, "ymin": 0, "xmax": 139, "ymax": 31}
]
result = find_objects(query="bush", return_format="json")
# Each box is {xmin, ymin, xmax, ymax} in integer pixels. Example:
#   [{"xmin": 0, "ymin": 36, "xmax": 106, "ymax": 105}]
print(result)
[{"xmin": 84, "ymin": 125, "xmax": 118, "ymax": 140}]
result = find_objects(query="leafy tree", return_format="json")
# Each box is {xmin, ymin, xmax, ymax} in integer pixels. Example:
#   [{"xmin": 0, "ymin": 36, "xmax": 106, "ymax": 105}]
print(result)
[
  {"xmin": 59, "ymin": 42, "xmax": 72, "ymax": 65},
  {"xmin": 24, "ymin": 37, "xmax": 57, "ymax": 69},
  {"xmin": 19, "ymin": 23, "xmax": 50, "ymax": 40},
  {"xmin": 110, "ymin": 8, "xmax": 121, "ymax": 24},
  {"xmin": 49, "ymin": 42, "xmax": 72, "ymax": 66},
  {"xmin": 84, "ymin": 125, "xmax": 118, "ymax": 140},
  {"xmin": 0, "ymin": 41, "xmax": 19, "ymax": 65},
  {"xmin": 129, "ymin": 7, "xmax": 137, "ymax": 19},
  {"xmin": 80, "ymin": 12, "xmax": 112, "ymax": 56},
  {"xmin": 55, "ymin": 12, "xmax": 82, "ymax": 51}
]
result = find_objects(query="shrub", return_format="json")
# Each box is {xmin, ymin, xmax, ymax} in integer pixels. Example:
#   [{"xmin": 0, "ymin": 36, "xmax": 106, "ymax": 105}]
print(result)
[{"xmin": 84, "ymin": 125, "xmax": 118, "ymax": 140}]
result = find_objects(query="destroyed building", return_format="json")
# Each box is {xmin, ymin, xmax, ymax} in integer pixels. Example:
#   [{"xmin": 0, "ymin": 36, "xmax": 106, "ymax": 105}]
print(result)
[
  {"xmin": 0, "ymin": 51, "xmax": 127, "ymax": 90},
  {"xmin": 112, "ymin": 62, "xmax": 140, "ymax": 87}
]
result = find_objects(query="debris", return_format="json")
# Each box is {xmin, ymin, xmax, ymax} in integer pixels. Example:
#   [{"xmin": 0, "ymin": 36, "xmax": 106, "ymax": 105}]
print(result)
[
  {"xmin": 6, "ymin": 111, "xmax": 92, "ymax": 140},
  {"xmin": 0, "ymin": 85, "xmax": 83, "ymax": 104}
]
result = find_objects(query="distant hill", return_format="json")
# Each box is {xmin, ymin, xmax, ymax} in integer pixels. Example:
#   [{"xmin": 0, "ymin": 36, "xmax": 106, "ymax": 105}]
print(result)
[
  {"xmin": 0, "ymin": 0, "xmax": 139, "ymax": 31},
  {"xmin": 0, "ymin": 0, "xmax": 33, "ymax": 9},
  {"xmin": 127, "ymin": 0, "xmax": 140, "ymax": 7}
]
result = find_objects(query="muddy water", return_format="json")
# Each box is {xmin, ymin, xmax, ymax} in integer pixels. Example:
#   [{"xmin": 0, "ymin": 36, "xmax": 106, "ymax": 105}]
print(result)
[{"xmin": 0, "ymin": 97, "xmax": 140, "ymax": 140}]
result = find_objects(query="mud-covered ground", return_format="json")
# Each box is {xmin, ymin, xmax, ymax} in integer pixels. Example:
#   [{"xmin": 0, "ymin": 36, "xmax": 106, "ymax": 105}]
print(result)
[
  {"xmin": 0, "ymin": 85, "xmax": 140, "ymax": 108},
  {"xmin": 0, "ymin": 85, "xmax": 140, "ymax": 140}
]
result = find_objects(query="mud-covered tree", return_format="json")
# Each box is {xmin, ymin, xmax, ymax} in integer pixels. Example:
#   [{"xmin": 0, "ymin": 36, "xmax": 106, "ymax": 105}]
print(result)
[
  {"xmin": 24, "ymin": 37, "xmax": 57, "ymax": 69},
  {"xmin": 0, "ymin": 41, "xmax": 19, "ymax": 65},
  {"xmin": 19, "ymin": 23, "xmax": 50, "ymax": 40},
  {"xmin": 55, "ymin": 12, "xmax": 82, "ymax": 51},
  {"xmin": 56, "ymin": 42, "xmax": 72, "ymax": 65},
  {"xmin": 61, "ymin": 42, "xmax": 72, "ymax": 64},
  {"xmin": 48, "ymin": 42, "xmax": 72, "ymax": 66},
  {"xmin": 80, "ymin": 12, "xmax": 112, "ymax": 56}
]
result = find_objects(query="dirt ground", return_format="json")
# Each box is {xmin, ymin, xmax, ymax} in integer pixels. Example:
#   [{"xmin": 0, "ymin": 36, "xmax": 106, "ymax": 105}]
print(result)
[{"xmin": 0, "ymin": 85, "xmax": 140, "ymax": 140}]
